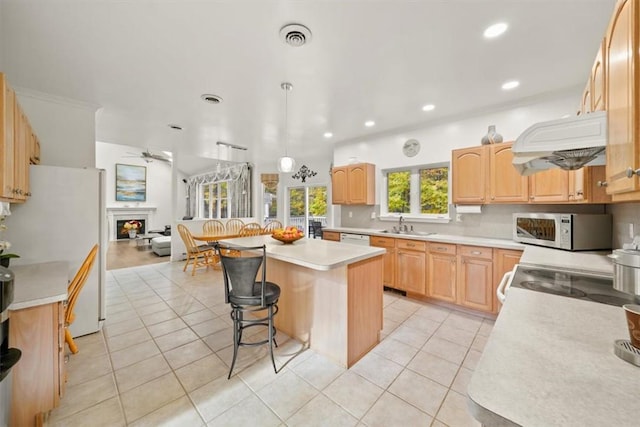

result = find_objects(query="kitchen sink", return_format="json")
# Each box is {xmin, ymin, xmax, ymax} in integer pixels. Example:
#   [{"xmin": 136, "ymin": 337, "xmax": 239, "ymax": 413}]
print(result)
[{"xmin": 379, "ymin": 229, "xmax": 436, "ymax": 237}]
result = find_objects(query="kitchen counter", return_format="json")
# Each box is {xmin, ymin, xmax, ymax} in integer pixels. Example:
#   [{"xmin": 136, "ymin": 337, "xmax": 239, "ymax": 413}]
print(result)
[
  {"xmin": 324, "ymin": 227, "xmax": 525, "ymax": 250},
  {"xmin": 9, "ymin": 261, "xmax": 69, "ymax": 310},
  {"xmin": 218, "ymin": 235, "xmax": 386, "ymax": 270},
  {"xmin": 468, "ymin": 282, "xmax": 639, "ymax": 426},
  {"xmin": 519, "ymin": 245, "xmax": 613, "ymax": 276}
]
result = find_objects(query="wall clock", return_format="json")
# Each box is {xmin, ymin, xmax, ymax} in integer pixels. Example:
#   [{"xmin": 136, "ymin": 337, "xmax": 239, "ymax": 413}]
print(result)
[{"xmin": 402, "ymin": 139, "xmax": 420, "ymax": 157}]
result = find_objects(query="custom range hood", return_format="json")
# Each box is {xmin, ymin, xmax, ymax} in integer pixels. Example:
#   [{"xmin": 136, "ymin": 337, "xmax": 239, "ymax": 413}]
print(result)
[{"xmin": 512, "ymin": 110, "xmax": 607, "ymax": 176}]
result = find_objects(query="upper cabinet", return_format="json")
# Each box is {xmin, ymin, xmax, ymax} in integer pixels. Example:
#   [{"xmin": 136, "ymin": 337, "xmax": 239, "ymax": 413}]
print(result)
[
  {"xmin": 1, "ymin": 73, "xmax": 38, "ymax": 203},
  {"xmin": 452, "ymin": 143, "xmax": 608, "ymax": 205},
  {"xmin": 331, "ymin": 163, "xmax": 375, "ymax": 205},
  {"xmin": 452, "ymin": 146, "xmax": 487, "ymax": 204},
  {"xmin": 605, "ymin": 0, "xmax": 640, "ymax": 200},
  {"xmin": 592, "ymin": 39, "xmax": 607, "ymax": 112}
]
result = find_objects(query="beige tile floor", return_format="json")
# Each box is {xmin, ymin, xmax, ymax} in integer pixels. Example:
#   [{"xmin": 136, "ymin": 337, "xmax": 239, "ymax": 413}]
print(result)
[{"xmin": 47, "ymin": 261, "xmax": 492, "ymax": 426}]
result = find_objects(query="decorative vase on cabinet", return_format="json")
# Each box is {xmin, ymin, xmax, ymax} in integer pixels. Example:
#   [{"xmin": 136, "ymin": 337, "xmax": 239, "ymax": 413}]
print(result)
[{"xmin": 481, "ymin": 125, "xmax": 503, "ymax": 145}]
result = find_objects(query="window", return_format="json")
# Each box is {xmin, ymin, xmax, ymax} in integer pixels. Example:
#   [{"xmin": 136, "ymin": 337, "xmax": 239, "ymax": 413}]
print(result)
[
  {"xmin": 382, "ymin": 163, "xmax": 449, "ymax": 221},
  {"xmin": 200, "ymin": 181, "xmax": 230, "ymax": 218}
]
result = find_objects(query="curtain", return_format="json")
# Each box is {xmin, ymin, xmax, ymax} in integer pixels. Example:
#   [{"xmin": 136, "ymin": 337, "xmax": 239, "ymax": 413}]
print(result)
[{"xmin": 187, "ymin": 163, "xmax": 252, "ymax": 218}]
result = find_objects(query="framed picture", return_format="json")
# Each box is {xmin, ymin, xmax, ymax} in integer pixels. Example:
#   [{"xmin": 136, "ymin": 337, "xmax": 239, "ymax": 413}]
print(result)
[{"xmin": 115, "ymin": 163, "xmax": 147, "ymax": 202}]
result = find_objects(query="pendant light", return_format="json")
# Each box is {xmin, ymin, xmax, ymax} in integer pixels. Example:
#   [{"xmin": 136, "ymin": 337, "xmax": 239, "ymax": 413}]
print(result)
[{"xmin": 277, "ymin": 82, "xmax": 296, "ymax": 173}]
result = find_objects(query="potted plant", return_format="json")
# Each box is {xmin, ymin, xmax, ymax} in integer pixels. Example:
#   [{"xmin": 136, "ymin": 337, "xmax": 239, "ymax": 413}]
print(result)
[{"xmin": 123, "ymin": 220, "xmax": 142, "ymax": 238}]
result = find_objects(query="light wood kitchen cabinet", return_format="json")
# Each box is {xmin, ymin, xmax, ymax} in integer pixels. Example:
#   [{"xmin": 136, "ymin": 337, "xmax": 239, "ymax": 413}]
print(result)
[
  {"xmin": 528, "ymin": 168, "xmax": 570, "ymax": 202},
  {"xmin": 1, "ymin": 73, "xmax": 35, "ymax": 203},
  {"xmin": 488, "ymin": 142, "xmax": 529, "ymax": 203},
  {"xmin": 370, "ymin": 235, "xmax": 396, "ymax": 287},
  {"xmin": 605, "ymin": 0, "xmax": 640, "ymax": 199},
  {"xmin": 426, "ymin": 243, "xmax": 457, "ymax": 303},
  {"xmin": 581, "ymin": 80, "xmax": 592, "ymax": 115},
  {"xmin": 457, "ymin": 245, "xmax": 493, "ymax": 312},
  {"xmin": 395, "ymin": 239, "xmax": 426, "ymax": 295},
  {"xmin": 493, "ymin": 249, "xmax": 523, "ymax": 314},
  {"xmin": 10, "ymin": 301, "xmax": 66, "ymax": 426},
  {"xmin": 592, "ymin": 39, "xmax": 607, "ymax": 112},
  {"xmin": 331, "ymin": 163, "xmax": 375, "ymax": 205},
  {"xmin": 452, "ymin": 146, "xmax": 487, "ymax": 204},
  {"xmin": 322, "ymin": 230, "xmax": 340, "ymax": 241}
]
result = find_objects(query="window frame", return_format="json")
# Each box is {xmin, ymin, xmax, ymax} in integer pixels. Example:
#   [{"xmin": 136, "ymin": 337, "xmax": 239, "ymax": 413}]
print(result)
[
  {"xmin": 379, "ymin": 162, "xmax": 451, "ymax": 223},
  {"xmin": 199, "ymin": 180, "xmax": 231, "ymax": 219}
]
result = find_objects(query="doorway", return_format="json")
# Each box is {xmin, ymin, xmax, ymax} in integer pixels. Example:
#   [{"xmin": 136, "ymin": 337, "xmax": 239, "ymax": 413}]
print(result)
[{"xmin": 286, "ymin": 185, "xmax": 328, "ymax": 237}]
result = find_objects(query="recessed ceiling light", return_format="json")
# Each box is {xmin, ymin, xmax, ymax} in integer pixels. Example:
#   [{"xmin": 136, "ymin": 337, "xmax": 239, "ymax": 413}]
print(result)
[
  {"xmin": 484, "ymin": 23, "xmax": 508, "ymax": 39},
  {"xmin": 422, "ymin": 104, "xmax": 435, "ymax": 112},
  {"xmin": 324, "ymin": 132, "xmax": 333, "ymax": 138},
  {"xmin": 501, "ymin": 80, "xmax": 520, "ymax": 90},
  {"xmin": 201, "ymin": 94, "xmax": 223, "ymax": 104},
  {"xmin": 168, "ymin": 124, "xmax": 183, "ymax": 130},
  {"xmin": 162, "ymin": 151, "xmax": 173, "ymax": 157},
  {"xmin": 365, "ymin": 120, "xmax": 375, "ymax": 127}
]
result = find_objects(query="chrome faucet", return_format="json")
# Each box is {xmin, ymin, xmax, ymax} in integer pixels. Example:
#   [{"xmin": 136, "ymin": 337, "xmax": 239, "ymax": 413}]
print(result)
[{"xmin": 398, "ymin": 215, "xmax": 407, "ymax": 232}]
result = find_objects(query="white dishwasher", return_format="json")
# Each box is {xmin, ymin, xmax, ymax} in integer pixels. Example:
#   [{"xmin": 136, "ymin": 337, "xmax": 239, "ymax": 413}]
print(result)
[{"xmin": 340, "ymin": 233, "xmax": 371, "ymax": 246}]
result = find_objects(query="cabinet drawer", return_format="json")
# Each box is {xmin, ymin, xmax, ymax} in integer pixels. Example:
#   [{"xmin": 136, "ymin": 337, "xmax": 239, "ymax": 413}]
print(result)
[
  {"xmin": 322, "ymin": 231, "xmax": 340, "ymax": 241},
  {"xmin": 459, "ymin": 245, "xmax": 492, "ymax": 260},
  {"xmin": 428, "ymin": 242, "xmax": 457, "ymax": 255},
  {"xmin": 370, "ymin": 236, "xmax": 395, "ymax": 248},
  {"xmin": 396, "ymin": 239, "xmax": 426, "ymax": 251}
]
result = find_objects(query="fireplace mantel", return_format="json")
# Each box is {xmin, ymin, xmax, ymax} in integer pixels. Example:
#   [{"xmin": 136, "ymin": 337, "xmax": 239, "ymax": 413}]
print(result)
[{"xmin": 106, "ymin": 206, "xmax": 157, "ymax": 213}]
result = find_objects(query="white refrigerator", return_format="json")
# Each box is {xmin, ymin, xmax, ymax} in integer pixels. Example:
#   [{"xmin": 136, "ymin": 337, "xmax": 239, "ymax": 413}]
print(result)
[{"xmin": 5, "ymin": 165, "xmax": 107, "ymax": 337}]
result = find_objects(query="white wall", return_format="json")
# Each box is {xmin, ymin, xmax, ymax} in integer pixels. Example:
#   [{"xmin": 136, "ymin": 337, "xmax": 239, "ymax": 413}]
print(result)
[
  {"xmin": 96, "ymin": 141, "xmax": 173, "ymax": 231},
  {"xmin": 333, "ymin": 88, "xmax": 582, "ymax": 204},
  {"xmin": 17, "ymin": 90, "xmax": 97, "ymax": 168}
]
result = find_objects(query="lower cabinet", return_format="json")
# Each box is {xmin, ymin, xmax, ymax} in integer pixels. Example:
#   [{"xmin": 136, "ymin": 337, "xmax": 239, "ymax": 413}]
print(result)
[
  {"xmin": 457, "ymin": 246, "xmax": 493, "ymax": 312},
  {"xmin": 9, "ymin": 301, "xmax": 66, "ymax": 426},
  {"xmin": 370, "ymin": 235, "xmax": 396, "ymax": 287},
  {"xmin": 427, "ymin": 243, "xmax": 457, "ymax": 303},
  {"xmin": 395, "ymin": 239, "xmax": 426, "ymax": 295}
]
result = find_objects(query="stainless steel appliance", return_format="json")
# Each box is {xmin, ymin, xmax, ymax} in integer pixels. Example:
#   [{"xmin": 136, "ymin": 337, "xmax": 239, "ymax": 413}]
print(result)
[
  {"xmin": 340, "ymin": 233, "xmax": 370, "ymax": 246},
  {"xmin": 513, "ymin": 213, "xmax": 612, "ymax": 251},
  {"xmin": 0, "ymin": 266, "xmax": 21, "ymax": 427}
]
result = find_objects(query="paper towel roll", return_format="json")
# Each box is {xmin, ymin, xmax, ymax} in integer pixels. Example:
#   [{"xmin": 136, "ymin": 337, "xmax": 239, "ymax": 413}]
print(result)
[{"xmin": 455, "ymin": 205, "xmax": 482, "ymax": 214}]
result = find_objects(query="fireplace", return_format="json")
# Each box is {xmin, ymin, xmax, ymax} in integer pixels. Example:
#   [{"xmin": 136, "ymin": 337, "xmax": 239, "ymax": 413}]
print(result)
[
  {"xmin": 116, "ymin": 219, "xmax": 146, "ymax": 240},
  {"xmin": 106, "ymin": 207, "xmax": 156, "ymax": 241}
]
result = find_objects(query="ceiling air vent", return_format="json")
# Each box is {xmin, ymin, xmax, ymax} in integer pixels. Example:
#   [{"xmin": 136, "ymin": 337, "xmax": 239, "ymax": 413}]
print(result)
[
  {"xmin": 201, "ymin": 94, "xmax": 223, "ymax": 104},
  {"xmin": 280, "ymin": 23, "xmax": 312, "ymax": 47}
]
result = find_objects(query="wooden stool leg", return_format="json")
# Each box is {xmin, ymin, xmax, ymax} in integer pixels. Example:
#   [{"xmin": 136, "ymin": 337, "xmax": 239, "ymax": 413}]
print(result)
[{"xmin": 65, "ymin": 327, "xmax": 78, "ymax": 354}]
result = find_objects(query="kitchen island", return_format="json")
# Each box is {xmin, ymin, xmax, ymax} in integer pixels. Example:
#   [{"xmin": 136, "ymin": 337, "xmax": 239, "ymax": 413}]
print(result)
[
  {"xmin": 467, "ymin": 251, "xmax": 640, "ymax": 426},
  {"xmin": 218, "ymin": 235, "xmax": 385, "ymax": 367}
]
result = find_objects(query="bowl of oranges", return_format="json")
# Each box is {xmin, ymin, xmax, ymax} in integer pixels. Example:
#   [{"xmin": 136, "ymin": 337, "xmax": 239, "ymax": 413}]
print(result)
[{"xmin": 271, "ymin": 226, "xmax": 304, "ymax": 244}]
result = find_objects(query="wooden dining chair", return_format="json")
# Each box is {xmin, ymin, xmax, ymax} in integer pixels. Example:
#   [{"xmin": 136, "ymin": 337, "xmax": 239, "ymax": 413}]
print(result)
[
  {"xmin": 262, "ymin": 220, "xmax": 283, "ymax": 233},
  {"xmin": 65, "ymin": 244, "xmax": 99, "ymax": 354},
  {"xmin": 225, "ymin": 218, "xmax": 245, "ymax": 234},
  {"xmin": 239, "ymin": 222, "xmax": 264, "ymax": 236},
  {"xmin": 177, "ymin": 224, "xmax": 215, "ymax": 275},
  {"xmin": 203, "ymin": 219, "xmax": 225, "ymax": 235}
]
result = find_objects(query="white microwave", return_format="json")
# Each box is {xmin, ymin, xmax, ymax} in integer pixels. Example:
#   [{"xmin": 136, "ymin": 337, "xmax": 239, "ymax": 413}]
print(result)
[{"xmin": 513, "ymin": 213, "xmax": 612, "ymax": 251}]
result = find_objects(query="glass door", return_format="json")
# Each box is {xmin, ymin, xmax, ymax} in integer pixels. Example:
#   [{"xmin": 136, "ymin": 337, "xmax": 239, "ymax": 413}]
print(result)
[{"xmin": 287, "ymin": 185, "xmax": 328, "ymax": 238}]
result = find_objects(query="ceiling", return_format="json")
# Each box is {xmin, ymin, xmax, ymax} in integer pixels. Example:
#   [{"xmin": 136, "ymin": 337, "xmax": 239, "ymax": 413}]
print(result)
[{"xmin": 0, "ymin": 0, "xmax": 616, "ymax": 173}]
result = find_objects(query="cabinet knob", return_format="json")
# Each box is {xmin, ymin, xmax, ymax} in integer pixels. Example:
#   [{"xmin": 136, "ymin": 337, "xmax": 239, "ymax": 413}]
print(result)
[
  {"xmin": 576, "ymin": 190, "xmax": 584, "ymax": 196},
  {"xmin": 25, "ymin": 192, "xmax": 31, "ymax": 197},
  {"xmin": 529, "ymin": 196, "xmax": 535, "ymax": 200},
  {"xmin": 471, "ymin": 251, "xmax": 481, "ymax": 255},
  {"xmin": 596, "ymin": 180, "xmax": 608, "ymax": 187}
]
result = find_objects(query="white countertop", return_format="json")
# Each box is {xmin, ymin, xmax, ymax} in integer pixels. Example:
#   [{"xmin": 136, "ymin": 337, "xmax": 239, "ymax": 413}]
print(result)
[
  {"xmin": 467, "ymin": 287, "xmax": 639, "ymax": 427},
  {"xmin": 519, "ymin": 245, "xmax": 614, "ymax": 275},
  {"xmin": 324, "ymin": 227, "xmax": 525, "ymax": 250},
  {"xmin": 217, "ymin": 235, "xmax": 386, "ymax": 271},
  {"xmin": 9, "ymin": 261, "xmax": 69, "ymax": 310}
]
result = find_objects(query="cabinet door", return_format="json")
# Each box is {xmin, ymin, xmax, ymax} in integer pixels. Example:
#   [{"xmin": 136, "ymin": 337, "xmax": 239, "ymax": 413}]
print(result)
[
  {"xmin": 592, "ymin": 39, "xmax": 606, "ymax": 112},
  {"xmin": 489, "ymin": 142, "xmax": 529, "ymax": 203},
  {"xmin": 331, "ymin": 166, "xmax": 348, "ymax": 204},
  {"xmin": 606, "ymin": 0, "xmax": 639, "ymax": 195},
  {"xmin": 493, "ymin": 249, "xmax": 522, "ymax": 313},
  {"xmin": 568, "ymin": 168, "xmax": 587, "ymax": 202},
  {"xmin": 529, "ymin": 168, "xmax": 569, "ymax": 202},
  {"xmin": 348, "ymin": 163, "xmax": 374, "ymax": 205},
  {"xmin": 452, "ymin": 146, "xmax": 487, "ymax": 204},
  {"xmin": 371, "ymin": 236, "xmax": 395, "ymax": 287},
  {"xmin": 14, "ymin": 107, "xmax": 29, "ymax": 201},
  {"xmin": 1, "ymin": 79, "xmax": 16, "ymax": 200},
  {"xmin": 458, "ymin": 256, "xmax": 493, "ymax": 312},
  {"xmin": 581, "ymin": 79, "xmax": 592, "ymax": 114},
  {"xmin": 427, "ymin": 251, "xmax": 456, "ymax": 303},
  {"xmin": 396, "ymin": 248, "xmax": 426, "ymax": 295}
]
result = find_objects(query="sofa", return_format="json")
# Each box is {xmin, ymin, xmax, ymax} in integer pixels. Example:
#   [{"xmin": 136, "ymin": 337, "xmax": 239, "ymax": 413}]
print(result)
[{"xmin": 151, "ymin": 236, "xmax": 171, "ymax": 256}]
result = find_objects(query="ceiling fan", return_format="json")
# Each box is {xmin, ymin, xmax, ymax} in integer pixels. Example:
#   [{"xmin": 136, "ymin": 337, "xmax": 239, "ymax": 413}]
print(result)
[{"xmin": 124, "ymin": 148, "xmax": 172, "ymax": 163}]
